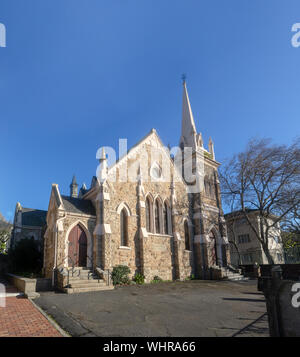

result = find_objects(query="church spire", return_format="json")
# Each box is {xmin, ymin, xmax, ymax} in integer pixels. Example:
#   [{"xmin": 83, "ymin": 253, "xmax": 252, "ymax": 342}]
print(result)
[
  {"xmin": 70, "ymin": 175, "xmax": 78, "ymax": 198},
  {"xmin": 180, "ymin": 78, "xmax": 198, "ymax": 151}
]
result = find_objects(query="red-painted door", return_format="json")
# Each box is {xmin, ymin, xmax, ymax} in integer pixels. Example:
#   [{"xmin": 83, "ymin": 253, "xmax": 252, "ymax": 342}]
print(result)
[{"xmin": 68, "ymin": 225, "xmax": 87, "ymax": 267}]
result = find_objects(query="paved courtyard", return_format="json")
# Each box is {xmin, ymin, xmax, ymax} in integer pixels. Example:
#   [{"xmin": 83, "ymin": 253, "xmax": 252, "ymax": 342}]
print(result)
[{"xmin": 34, "ymin": 279, "xmax": 269, "ymax": 337}]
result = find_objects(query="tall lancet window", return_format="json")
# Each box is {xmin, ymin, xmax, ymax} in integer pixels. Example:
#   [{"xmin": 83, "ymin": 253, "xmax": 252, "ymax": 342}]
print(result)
[
  {"xmin": 163, "ymin": 202, "xmax": 169, "ymax": 234},
  {"xmin": 155, "ymin": 199, "xmax": 161, "ymax": 234},
  {"xmin": 120, "ymin": 208, "xmax": 128, "ymax": 246},
  {"xmin": 146, "ymin": 197, "xmax": 151, "ymax": 232},
  {"xmin": 184, "ymin": 220, "xmax": 190, "ymax": 251}
]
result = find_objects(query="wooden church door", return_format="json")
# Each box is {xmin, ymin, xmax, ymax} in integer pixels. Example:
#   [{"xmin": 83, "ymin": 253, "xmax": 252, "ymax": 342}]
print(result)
[{"xmin": 68, "ymin": 225, "xmax": 87, "ymax": 267}]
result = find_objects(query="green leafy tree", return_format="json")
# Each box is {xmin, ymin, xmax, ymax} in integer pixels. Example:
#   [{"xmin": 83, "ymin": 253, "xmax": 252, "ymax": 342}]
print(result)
[
  {"xmin": 0, "ymin": 228, "xmax": 11, "ymax": 254},
  {"xmin": 8, "ymin": 237, "xmax": 42, "ymax": 273}
]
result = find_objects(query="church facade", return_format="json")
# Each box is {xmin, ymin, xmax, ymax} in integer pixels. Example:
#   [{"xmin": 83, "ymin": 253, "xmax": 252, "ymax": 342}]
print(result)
[{"xmin": 42, "ymin": 81, "xmax": 230, "ymax": 288}]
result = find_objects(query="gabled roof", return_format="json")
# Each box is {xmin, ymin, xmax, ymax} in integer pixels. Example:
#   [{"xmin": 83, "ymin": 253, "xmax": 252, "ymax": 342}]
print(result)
[
  {"xmin": 21, "ymin": 208, "xmax": 47, "ymax": 227},
  {"xmin": 60, "ymin": 195, "xmax": 96, "ymax": 216},
  {"xmin": 106, "ymin": 128, "xmax": 186, "ymax": 185}
]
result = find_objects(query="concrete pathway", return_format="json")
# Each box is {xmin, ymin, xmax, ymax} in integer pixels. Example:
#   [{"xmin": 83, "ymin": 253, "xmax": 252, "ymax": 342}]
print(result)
[{"xmin": 0, "ymin": 279, "xmax": 62, "ymax": 337}]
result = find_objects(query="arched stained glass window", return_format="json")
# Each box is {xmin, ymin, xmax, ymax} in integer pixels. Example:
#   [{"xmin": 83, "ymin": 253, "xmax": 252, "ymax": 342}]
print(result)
[
  {"xmin": 120, "ymin": 208, "xmax": 128, "ymax": 246},
  {"xmin": 184, "ymin": 220, "xmax": 190, "ymax": 251}
]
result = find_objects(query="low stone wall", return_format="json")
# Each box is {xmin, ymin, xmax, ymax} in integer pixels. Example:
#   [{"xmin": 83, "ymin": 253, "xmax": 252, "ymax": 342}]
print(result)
[
  {"xmin": 36, "ymin": 277, "xmax": 52, "ymax": 291},
  {"xmin": 260, "ymin": 266, "xmax": 300, "ymax": 337},
  {"xmin": 6, "ymin": 273, "xmax": 52, "ymax": 297}
]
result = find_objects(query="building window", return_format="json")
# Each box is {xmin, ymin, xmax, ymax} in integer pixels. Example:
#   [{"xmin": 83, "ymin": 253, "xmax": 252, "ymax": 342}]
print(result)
[
  {"xmin": 237, "ymin": 218, "xmax": 247, "ymax": 225},
  {"xmin": 120, "ymin": 208, "xmax": 128, "ymax": 246},
  {"xmin": 150, "ymin": 163, "xmax": 162, "ymax": 180},
  {"xmin": 155, "ymin": 199, "xmax": 161, "ymax": 233},
  {"xmin": 277, "ymin": 253, "xmax": 283, "ymax": 262},
  {"xmin": 184, "ymin": 220, "xmax": 190, "ymax": 250},
  {"xmin": 204, "ymin": 176, "xmax": 216, "ymax": 199},
  {"xmin": 145, "ymin": 197, "xmax": 151, "ymax": 232},
  {"xmin": 163, "ymin": 202, "xmax": 171, "ymax": 235},
  {"xmin": 242, "ymin": 253, "xmax": 253, "ymax": 264},
  {"xmin": 204, "ymin": 177, "xmax": 210, "ymax": 197},
  {"xmin": 238, "ymin": 234, "xmax": 250, "ymax": 244}
]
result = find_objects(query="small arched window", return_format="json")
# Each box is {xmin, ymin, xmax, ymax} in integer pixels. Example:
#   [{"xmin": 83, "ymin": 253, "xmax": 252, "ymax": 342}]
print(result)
[
  {"xmin": 120, "ymin": 208, "xmax": 128, "ymax": 246},
  {"xmin": 184, "ymin": 220, "xmax": 190, "ymax": 251},
  {"xmin": 155, "ymin": 199, "xmax": 161, "ymax": 234},
  {"xmin": 163, "ymin": 202, "xmax": 169, "ymax": 234},
  {"xmin": 204, "ymin": 176, "xmax": 210, "ymax": 197},
  {"xmin": 145, "ymin": 197, "xmax": 151, "ymax": 232}
]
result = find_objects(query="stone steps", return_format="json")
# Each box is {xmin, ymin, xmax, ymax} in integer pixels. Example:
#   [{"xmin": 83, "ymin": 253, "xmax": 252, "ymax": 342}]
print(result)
[
  {"xmin": 64, "ymin": 285, "xmax": 114, "ymax": 294},
  {"xmin": 227, "ymin": 275, "xmax": 250, "ymax": 281},
  {"xmin": 69, "ymin": 281, "xmax": 106, "ymax": 288},
  {"xmin": 68, "ymin": 275, "xmax": 98, "ymax": 280},
  {"xmin": 68, "ymin": 278, "xmax": 105, "ymax": 284},
  {"xmin": 221, "ymin": 268, "xmax": 250, "ymax": 281},
  {"xmin": 63, "ymin": 268, "xmax": 114, "ymax": 293}
]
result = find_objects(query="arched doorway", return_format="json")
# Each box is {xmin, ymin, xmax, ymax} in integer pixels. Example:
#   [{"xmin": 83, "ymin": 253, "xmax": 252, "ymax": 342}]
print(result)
[
  {"xmin": 68, "ymin": 224, "xmax": 87, "ymax": 267},
  {"xmin": 209, "ymin": 231, "xmax": 218, "ymax": 266}
]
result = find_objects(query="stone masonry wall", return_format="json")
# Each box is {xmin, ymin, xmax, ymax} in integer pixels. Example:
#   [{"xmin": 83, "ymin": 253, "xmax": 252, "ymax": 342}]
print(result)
[
  {"xmin": 142, "ymin": 233, "xmax": 174, "ymax": 282},
  {"xmin": 101, "ymin": 138, "xmax": 193, "ymax": 281}
]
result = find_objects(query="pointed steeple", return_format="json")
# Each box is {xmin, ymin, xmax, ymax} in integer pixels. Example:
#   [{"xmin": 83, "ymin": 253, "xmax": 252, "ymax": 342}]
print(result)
[
  {"xmin": 208, "ymin": 137, "xmax": 215, "ymax": 160},
  {"xmin": 78, "ymin": 182, "xmax": 87, "ymax": 198},
  {"xmin": 180, "ymin": 79, "xmax": 198, "ymax": 151},
  {"xmin": 70, "ymin": 175, "xmax": 78, "ymax": 198}
]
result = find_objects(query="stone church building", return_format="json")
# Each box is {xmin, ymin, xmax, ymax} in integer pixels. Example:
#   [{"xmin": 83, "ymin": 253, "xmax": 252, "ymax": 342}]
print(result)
[{"xmin": 16, "ymin": 81, "xmax": 231, "ymax": 290}]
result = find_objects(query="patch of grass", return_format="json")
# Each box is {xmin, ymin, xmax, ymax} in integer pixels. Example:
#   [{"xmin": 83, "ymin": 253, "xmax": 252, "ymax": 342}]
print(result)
[{"xmin": 184, "ymin": 274, "xmax": 197, "ymax": 281}]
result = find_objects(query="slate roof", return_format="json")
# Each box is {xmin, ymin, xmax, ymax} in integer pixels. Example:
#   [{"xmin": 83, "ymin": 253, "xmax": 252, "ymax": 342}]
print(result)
[
  {"xmin": 22, "ymin": 208, "xmax": 47, "ymax": 227},
  {"xmin": 61, "ymin": 195, "xmax": 96, "ymax": 216}
]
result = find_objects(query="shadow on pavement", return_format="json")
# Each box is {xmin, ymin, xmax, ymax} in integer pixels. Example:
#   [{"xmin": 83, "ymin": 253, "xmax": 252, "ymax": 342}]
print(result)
[{"xmin": 222, "ymin": 297, "xmax": 265, "ymax": 303}]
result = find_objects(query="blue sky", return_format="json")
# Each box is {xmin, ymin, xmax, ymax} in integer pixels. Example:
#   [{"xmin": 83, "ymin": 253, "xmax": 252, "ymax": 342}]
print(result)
[{"xmin": 0, "ymin": 0, "xmax": 300, "ymax": 220}]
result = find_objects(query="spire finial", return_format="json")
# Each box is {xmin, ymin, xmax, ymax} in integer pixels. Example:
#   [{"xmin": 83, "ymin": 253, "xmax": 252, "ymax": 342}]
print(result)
[
  {"xmin": 208, "ymin": 137, "xmax": 215, "ymax": 160},
  {"xmin": 97, "ymin": 147, "xmax": 108, "ymax": 183},
  {"xmin": 99, "ymin": 147, "xmax": 106, "ymax": 162},
  {"xmin": 70, "ymin": 174, "xmax": 78, "ymax": 198},
  {"xmin": 182, "ymin": 73, "xmax": 186, "ymax": 84}
]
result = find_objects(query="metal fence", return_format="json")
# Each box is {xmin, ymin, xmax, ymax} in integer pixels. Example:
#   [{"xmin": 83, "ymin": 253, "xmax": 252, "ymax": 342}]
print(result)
[
  {"xmin": 229, "ymin": 248, "xmax": 285, "ymax": 267},
  {"xmin": 230, "ymin": 246, "xmax": 300, "ymax": 266},
  {"xmin": 283, "ymin": 246, "xmax": 300, "ymax": 264}
]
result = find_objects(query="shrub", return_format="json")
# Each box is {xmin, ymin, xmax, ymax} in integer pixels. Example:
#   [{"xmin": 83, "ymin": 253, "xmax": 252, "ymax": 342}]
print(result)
[
  {"xmin": 8, "ymin": 238, "xmax": 42, "ymax": 274},
  {"xmin": 133, "ymin": 273, "xmax": 145, "ymax": 285},
  {"xmin": 111, "ymin": 265, "xmax": 131, "ymax": 285},
  {"xmin": 151, "ymin": 275, "xmax": 163, "ymax": 283},
  {"xmin": 185, "ymin": 274, "xmax": 196, "ymax": 281}
]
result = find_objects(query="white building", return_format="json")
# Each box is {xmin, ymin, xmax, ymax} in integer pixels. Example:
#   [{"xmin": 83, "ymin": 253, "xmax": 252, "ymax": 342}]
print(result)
[{"xmin": 225, "ymin": 210, "xmax": 285, "ymax": 265}]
